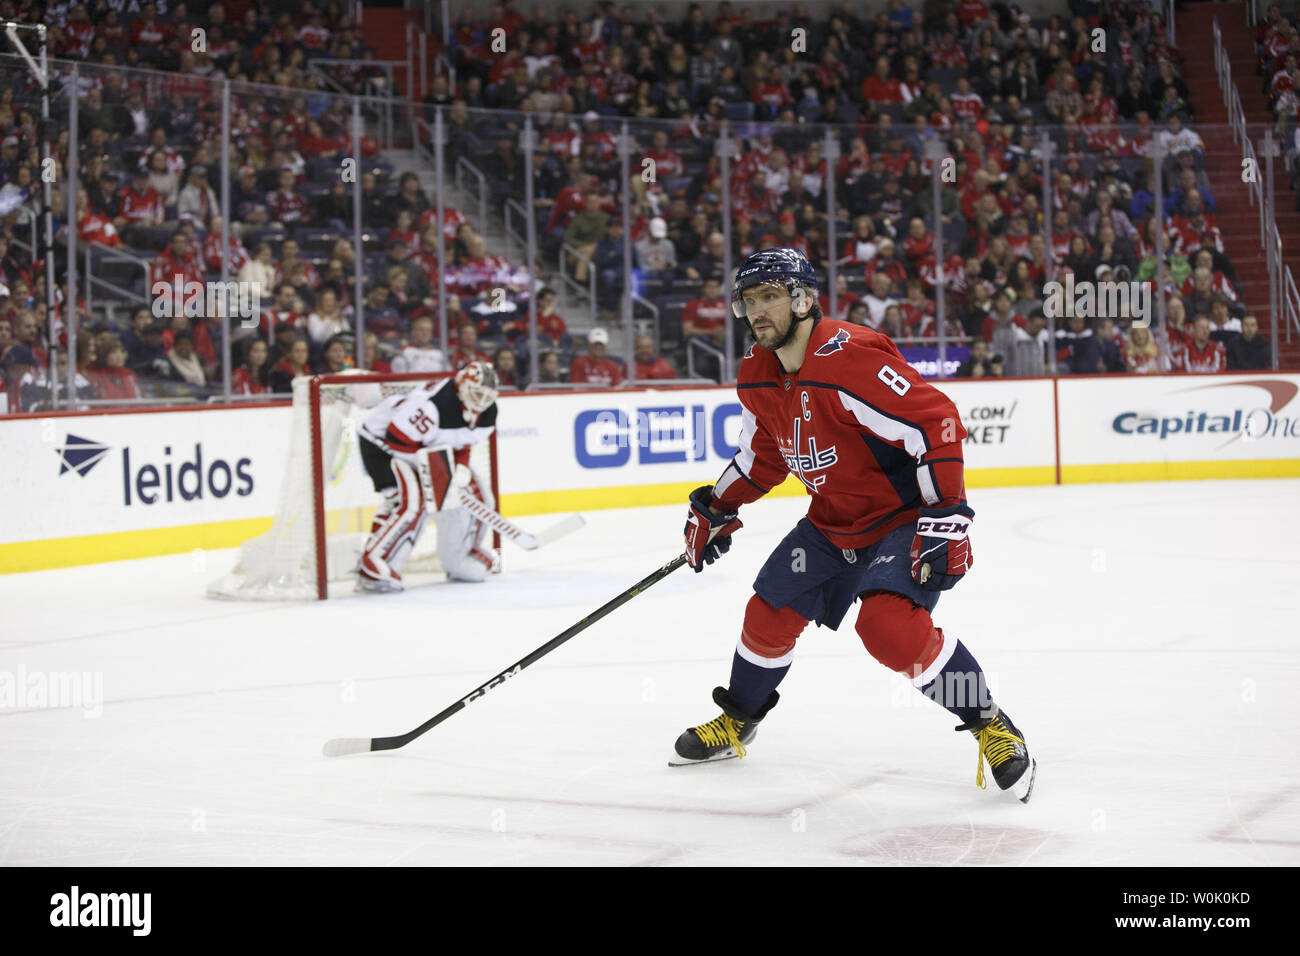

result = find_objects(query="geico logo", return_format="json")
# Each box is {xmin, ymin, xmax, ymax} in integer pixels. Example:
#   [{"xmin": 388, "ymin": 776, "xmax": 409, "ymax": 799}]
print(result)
[
  {"xmin": 121, "ymin": 444, "xmax": 254, "ymax": 505},
  {"xmin": 574, "ymin": 403, "xmax": 743, "ymax": 468}
]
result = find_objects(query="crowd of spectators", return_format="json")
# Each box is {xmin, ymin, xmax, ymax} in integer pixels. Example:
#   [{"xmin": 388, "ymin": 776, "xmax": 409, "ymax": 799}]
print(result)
[
  {"xmin": 440, "ymin": 0, "xmax": 1275, "ymax": 379},
  {"xmin": 0, "ymin": 0, "xmax": 1288, "ymax": 411}
]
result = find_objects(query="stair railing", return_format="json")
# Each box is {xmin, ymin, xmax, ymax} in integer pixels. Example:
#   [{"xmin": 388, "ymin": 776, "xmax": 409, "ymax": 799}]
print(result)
[
  {"xmin": 1283, "ymin": 266, "xmax": 1300, "ymax": 346},
  {"xmin": 559, "ymin": 241, "xmax": 598, "ymax": 318},
  {"xmin": 685, "ymin": 337, "xmax": 725, "ymax": 381},
  {"xmin": 1215, "ymin": 15, "xmax": 1293, "ymax": 363},
  {"xmin": 453, "ymin": 156, "xmax": 490, "ymax": 238},
  {"xmin": 503, "ymin": 198, "xmax": 529, "ymax": 254}
]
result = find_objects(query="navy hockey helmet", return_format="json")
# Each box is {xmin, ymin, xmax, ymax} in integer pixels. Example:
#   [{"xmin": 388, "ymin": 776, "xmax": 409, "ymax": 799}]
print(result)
[{"xmin": 731, "ymin": 247, "xmax": 819, "ymax": 331}]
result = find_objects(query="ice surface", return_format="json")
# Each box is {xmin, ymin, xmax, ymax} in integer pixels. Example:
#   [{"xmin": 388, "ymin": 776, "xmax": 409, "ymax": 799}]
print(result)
[{"xmin": 2, "ymin": 479, "xmax": 1298, "ymax": 866}]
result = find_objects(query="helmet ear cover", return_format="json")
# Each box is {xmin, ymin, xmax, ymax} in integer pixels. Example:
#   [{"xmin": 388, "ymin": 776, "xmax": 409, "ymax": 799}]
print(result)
[{"xmin": 730, "ymin": 247, "xmax": 820, "ymax": 331}]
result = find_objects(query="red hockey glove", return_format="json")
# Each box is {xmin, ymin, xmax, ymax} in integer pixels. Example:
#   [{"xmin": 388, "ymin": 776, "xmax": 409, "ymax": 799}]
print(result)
[
  {"xmin": 910, "ymin": 503, "xmax": 975, "ymax": 591},
  {"xmin": 683, "ymin": 485, "xmax": 743, "ymax": 573}
]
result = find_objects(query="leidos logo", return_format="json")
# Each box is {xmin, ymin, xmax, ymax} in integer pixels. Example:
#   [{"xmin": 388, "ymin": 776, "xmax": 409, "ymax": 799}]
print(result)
[
  {"xmin": 56, "ymin": 434, "xmax": 111, "ymax": 477},
  {"xmin": 57, "ymin": 434, "xmax": 253, "ymax": 504}
]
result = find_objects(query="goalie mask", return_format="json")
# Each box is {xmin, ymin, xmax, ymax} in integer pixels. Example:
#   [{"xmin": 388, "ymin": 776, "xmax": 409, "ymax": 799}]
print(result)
[{"xmin": 454, "ymin": 361, "xmax": 499, "ymax": 426}]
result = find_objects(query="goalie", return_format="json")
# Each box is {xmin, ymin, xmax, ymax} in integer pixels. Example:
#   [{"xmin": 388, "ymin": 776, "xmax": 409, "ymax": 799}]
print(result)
[{"xmin": 355, "ymin": 362, "xmax": 500, "ymax": 592}]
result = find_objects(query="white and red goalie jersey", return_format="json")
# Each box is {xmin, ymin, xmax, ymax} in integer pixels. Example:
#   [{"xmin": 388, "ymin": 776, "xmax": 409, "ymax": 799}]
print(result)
[{"xmin": 363, "ymin": 376, "xmax": 497, "ymax": 466}]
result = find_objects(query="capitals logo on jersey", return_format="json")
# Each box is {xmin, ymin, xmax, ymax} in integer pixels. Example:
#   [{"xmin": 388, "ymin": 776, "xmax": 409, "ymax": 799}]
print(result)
[
  {"xmin": 814, "ymin": 328, "xmax": 850, "ymax": 356},
  {"xmin": 780, "ymin": 417, "xmax": 838, "ymax": 493}
]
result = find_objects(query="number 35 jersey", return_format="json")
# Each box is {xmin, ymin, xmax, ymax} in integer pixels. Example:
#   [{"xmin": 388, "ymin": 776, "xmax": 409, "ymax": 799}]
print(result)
[
  {"xmin": 362, "ymin": 377, "xmax": 497, "ymax": 462},
  {"xmin": 711, "ymin": 319, "xmax": 969, "ymax": 550}
]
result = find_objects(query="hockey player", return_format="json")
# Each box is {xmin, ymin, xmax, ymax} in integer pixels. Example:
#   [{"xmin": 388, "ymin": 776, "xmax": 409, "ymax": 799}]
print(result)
[
  {"xmin": 674, "ymin": 248, "xmax": 1036, "ymax": 802},
  {"xmin": 355, "ymin": 362, "xmax": 500, "ymax": 591}
]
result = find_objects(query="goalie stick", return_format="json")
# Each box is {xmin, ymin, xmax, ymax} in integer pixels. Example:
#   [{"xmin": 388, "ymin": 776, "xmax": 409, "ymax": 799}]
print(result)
[
  {"xmin": 456, "ymin": 491, "xmax": 585, "ymax": 551},
  {"xmin": 401, "ymin": 440, "xmax": 583, "ymax": 552},
  {"xmin": 322, "ymin": 553, "xmax": 689, "ymax": 757}
]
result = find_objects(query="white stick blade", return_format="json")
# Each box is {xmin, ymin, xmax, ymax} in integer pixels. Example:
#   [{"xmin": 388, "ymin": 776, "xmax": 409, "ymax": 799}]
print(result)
[
  {"xmin": 322, "ymin": 737, "xmax": 371, "ymax": 757},
  {"xmin": 534, "ymin": 514, "xmax": 586, "ymax": 546}
]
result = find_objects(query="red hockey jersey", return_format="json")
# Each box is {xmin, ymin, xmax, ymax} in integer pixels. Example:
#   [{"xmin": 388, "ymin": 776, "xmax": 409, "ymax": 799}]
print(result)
[{"xmin": 711, "ymin": 319, "xmax": 969, "ymax": 550}]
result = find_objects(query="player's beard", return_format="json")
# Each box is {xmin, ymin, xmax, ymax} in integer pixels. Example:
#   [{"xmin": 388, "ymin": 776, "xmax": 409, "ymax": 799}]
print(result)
[{"xmin": 750, "ymin": 308, "xmax": 798, "ymax": 352}]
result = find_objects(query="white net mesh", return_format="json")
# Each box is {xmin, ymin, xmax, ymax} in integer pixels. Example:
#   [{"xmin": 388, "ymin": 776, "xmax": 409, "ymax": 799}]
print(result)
[{"xmin": 206, "ymin": 372, "xmax": 496, "ymax": 600}]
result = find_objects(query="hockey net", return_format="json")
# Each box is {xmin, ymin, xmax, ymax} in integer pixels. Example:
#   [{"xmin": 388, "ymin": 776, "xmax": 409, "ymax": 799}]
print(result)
[{"xmin": 207, "ymin": 371, "xmax": 500, "ymax": 601}]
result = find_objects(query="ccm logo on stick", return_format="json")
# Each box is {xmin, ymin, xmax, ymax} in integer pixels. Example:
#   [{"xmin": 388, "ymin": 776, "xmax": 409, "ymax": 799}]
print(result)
[{"xmin": 461, "ymin": 665, "xmax": 523, "ymax": 706}]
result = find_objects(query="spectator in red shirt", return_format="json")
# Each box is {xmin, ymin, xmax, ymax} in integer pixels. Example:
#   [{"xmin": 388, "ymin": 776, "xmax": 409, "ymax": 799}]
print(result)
[
  {"xmin": 118, "ymin": 168, "xmax": 165, "ymax": 244},
  {"xmin": 362, "ymin": 332, "xmax": 392, "ymax": 374},
  {"xmin": 130, "ymin": 2, "xmax": 169, "ymax": 54},
  {"xmin": 681, "ymin": 275, "xmax": 728, "ymax": 347},
  {"xmin": 88, "ymin": 337, "xmax": 141, "ymax": 400},
  {"xmin": 633, "ymin": 335, "xmax": 676, "ymax": 380},
  {"xmin": 957, "ymin": 0, "xmax": 991, "ymax": 29},
  {"xmin": 266, "ymin": 168, "xmax": 310, "ymax": 225},
  {"xmin": 533, "ymin": 287, "xmax": 568, "ymax": 340},
  {"xmin": 449, "ymin": 321, "xmax": 491, "ymax": 371},
  {"xmin": 1178, "ymin": 316, "xmax": 1227, "ymax": 373},
  {"xmin": 75, "ymin": 187, "xmax": 122, "ymax": 247},
  {"xmin": 569, "ymin": 327, "xmax": 622, "ymax": 387},
  {"xmin": 151, "ymin": 232, "xmax": 203, "ymax": 313},
  {"xmin": 861, "ymin": 56, "xmax": 903, "ymax": 103},
  {"xmin": 232, "ymin": 338, "xmax": 270, "ymax": 395}
]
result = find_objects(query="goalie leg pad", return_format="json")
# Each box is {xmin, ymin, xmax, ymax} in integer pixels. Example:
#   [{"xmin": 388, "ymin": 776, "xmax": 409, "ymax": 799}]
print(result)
[
  {"xmin": 420, "ymin": 448, "xmax": 458, "ymax": 511},
  {"xmin": 854, "ymin": 591, "xmax": 946, "ymax": 676},
  {"xmin": 436, "ymin": 505, "xmax": 488, "ymax": 582},
  {"xmin": 435, "ymin": 470, "xmax": 494, "ymax": 582},
  {"xmin": 360, "ymin": 458, "xmax": 427, "ymax": 581}
]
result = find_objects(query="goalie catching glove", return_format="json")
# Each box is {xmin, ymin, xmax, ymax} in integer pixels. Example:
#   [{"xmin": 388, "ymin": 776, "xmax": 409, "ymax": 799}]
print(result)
[
  {"xmin": 683, "ymin": 485, "xmax": 742, "ymax": 573},
  {"xmin": 910, "ymin": 503, "xmax": 975, "ymax": 591}
]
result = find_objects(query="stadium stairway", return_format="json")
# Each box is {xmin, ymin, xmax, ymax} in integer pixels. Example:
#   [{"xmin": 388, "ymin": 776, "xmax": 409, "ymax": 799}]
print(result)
[
  {"xmin": 1179, "ymin": 6, "xmax": 1300, "ymax": 368},
  {"xmin": 359, "ymin": 7, "xmax": 423, "ymax": 100}
]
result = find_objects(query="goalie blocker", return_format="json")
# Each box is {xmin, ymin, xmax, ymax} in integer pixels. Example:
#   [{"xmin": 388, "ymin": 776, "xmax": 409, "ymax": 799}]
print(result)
[{"xmin": 356, "ymin": 363, "xmax": 501, "ymax": 591}]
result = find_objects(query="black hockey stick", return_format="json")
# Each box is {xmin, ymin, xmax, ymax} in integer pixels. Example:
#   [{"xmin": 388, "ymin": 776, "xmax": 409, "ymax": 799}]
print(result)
[{"xmin": 323, "ymin": 554, "xmax": 689, "ymax": 756}]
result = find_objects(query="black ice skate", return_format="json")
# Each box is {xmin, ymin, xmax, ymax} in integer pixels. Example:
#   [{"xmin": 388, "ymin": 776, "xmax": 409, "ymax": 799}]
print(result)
[
  {"xmin": 956, "ymin": 708, "xmax": 1036, "ymax": 803},
  {"xmin": 669, "ymin": 687, "xmax": 779, "ymax": 766}
]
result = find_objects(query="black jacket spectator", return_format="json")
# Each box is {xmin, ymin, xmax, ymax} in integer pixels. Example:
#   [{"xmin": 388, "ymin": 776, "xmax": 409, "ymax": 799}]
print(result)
[{"xmin": 1227, "ymin": 332, "xmax": 1272, "ymax": 370}]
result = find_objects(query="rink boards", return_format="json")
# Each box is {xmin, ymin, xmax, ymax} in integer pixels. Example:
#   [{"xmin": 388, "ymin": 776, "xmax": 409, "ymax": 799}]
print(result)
[{"xmin": 3, "ymin": 372, "xmax": 1298, "ymax": 572}]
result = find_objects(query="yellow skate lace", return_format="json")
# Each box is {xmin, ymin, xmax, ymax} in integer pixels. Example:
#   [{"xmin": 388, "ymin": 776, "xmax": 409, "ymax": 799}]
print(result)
[
  {"xmin": 971, "ymin": 718, "xmax": 1025, "ymax": 790},
  {"xmin": 693, "ymin": 714, "xmax": 747, "ymax": 759}
]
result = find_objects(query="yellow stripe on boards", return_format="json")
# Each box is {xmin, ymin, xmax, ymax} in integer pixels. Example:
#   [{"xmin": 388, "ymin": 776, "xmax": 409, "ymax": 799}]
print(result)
[
  {"xmin": 3, "ymin": 461, "xmax": 1287, "ymax": 573},
  {"xmin": 963, "ymin": 466, "xmax": 1057, "ymax": 487},
  {"xmin": 0, "ymin": 517, "xmax": 274, "ymax": 574},
  {"xmin": 497, "ymin": 467, "xmax": 1058, "ymax": 515},
  {"xmin": 1061, "ymin": 459, "xmax": 1300, "ymax": 483}
]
